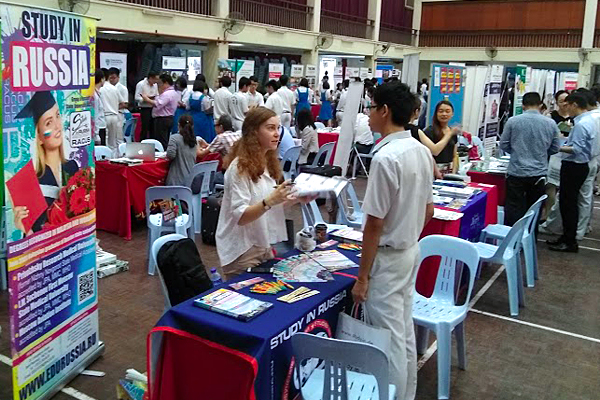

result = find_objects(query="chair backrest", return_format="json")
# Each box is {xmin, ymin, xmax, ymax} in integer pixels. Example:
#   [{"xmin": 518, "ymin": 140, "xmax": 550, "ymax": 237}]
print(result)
[
  {"xmin": 314, "ymin": 121, "xmax": 326, "ymax": 130},
  {"xmin": 458, "ymin": 162, "xmax": 472, "ymax": 176},
  {"xmin": 311, "ymin": 141, "xmax": 335, "ymax": 167},
  {"xmin": 523, "ymin": 194, "xmax": 547, "ymax": 237},
  {"xmin": 151, "ymin": 233, "xmax": 186, "ymax": 311},
  {"xmin": 281, "ymin": 145, "xmax": 302, "ymax": 178},
  {"xmin": 118, "ymin": 142, "xmax": 127, "ymax": 157},
  {"xmin": 142, "ymin": 139, "xmax": 165, "ymax": 152},
  {"xmin": 94, "ymin": 145, "xmax": 113, "ymax": 161},
  {"xmin": 418, "ymin": 235, "xmax": 481, "ymax": 310},
  {"xmin": 336, "ymin": 182, "xmax": 362, "ymax": 220},
  {"xmin": 123, "ymin": 118, "xmax": 137, "ymax": 142},
  {"xmin": 496, "ymin": 210, "xmax": 534, "ymax": 259},
  {"xmin": 292, "ymin": 332, "xmax": 390, "ymax": 400},
  {"xmin": 145, "ymin": 186, "xmax": 194, "ymax": 222},
  {"xmin": 185, "ymin": 161, "xmax": 219, "ymax": 196},
  {"xmin": 301, "ymin": 201, "xmax": 326, "ymax": 227}
]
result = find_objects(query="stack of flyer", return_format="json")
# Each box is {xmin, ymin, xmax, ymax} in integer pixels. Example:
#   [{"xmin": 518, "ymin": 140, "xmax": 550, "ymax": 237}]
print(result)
[
  {"xmin": 97, "ymin": 244, "xmax": 129, "ymax": 278},
  {"xmin": 293, "ymin": 173, "xmax": 349, "ymax": 197},
  {"xmin": 329, "ymin": 227, "xmax": 363, "ymax": 243},
  {"xmin": 194, "ymin": 289, "xmax": 273, "ymax": 321}
]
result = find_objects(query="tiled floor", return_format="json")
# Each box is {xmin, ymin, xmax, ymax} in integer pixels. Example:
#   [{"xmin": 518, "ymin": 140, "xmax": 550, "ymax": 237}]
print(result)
[{"xmin": 1, "ymin": 179, "xmax": 599, "ymax": 400}]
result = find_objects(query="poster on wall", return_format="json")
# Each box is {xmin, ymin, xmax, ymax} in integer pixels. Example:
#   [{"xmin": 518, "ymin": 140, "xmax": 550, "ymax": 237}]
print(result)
[
  {"xmin": 291, "ymin": 64, "xmax": 304, "ymax": 78},
  {"xmin": 346, "ymin": 67, "xmax": 360, "ymax": 78},
  {"xmin": 99, "ymin": 52, "xmax": 127, "ymax": 86},
  {"xmin": 481, "ymin": 65, "xmax": 504, "ymax": 152},
  {"xmin": 428, "ymin": 63, "xmax": 466, "ymax": 127},
  {"xmin": 187, "ymin": 56, "xmax": 202, "ymax": 83},
  {"xmin": 563, "ymin": 72, "xmax": 578, "ymax": 91},
  {"xmin": 305, "ymin": 64, "xmax": 317, "ymax": 87},
  {"xmin": 376, "ymin": 65, "xmax": 393, "ymax": 84},
  {"xmin": 218, "ymin": 59, "xmax": 255, "ymax": 92},
  {"xmin": 1, "ymin": 4, "xmax": 103, "ymax": 400},
  {"xmin": 333, "ymin": 66, "xmax": 343, "ymax": 86},
  {"xmin": 162, "ymin": 56, "xmax": 186, "ymax": 71},
  {"xmin": 513, "ymin": 64, "xmax": 527, "ymax": 116},
  {"xmin": 269, "ymin": 63, "xmax": 284, "ymax": 80},
  {"xmin": 359, "ymin": 68, "xmax": 370, "ymax": 81}
]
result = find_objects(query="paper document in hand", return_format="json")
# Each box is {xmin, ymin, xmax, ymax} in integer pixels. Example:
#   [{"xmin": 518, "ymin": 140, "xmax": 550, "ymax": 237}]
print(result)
[{"xmin": 294, "ymin": 173, "xmax": 349, "ymax": 197}]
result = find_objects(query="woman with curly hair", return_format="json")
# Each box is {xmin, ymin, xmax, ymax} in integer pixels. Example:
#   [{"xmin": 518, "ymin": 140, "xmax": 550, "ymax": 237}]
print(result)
[{"xmin": 216, "ymin": 107, "xmax": 303, "ymax": 279}]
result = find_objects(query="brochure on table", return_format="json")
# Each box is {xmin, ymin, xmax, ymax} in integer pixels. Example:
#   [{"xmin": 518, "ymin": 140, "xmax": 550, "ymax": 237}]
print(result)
[
  {"xmin": 427, "ymin": 63, "xmax": 465, "ymax": 127},
  {"xmin": 1, "ymin": 4, "xmax": 103, "ymax": 399}
]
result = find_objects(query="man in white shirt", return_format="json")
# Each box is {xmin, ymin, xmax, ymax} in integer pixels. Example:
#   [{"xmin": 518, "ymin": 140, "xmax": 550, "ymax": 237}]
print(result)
[
  {"xmin": 134, "ymin": 71, "xmax": 159, "ymax": 140},
  {"xmin": 93, "ymin": 70, "xmax": 107, "ymax": 146},
  {"xmin": 265, "ymin": 80, "xmax": 285, "ymax": 118},
  {"xmin": 213, "ymin": 75, "xmax": 233, "ymax": 122},
  {"xmin": 229, "ymin": 77, "xmax": 250, "ymax": 131},
  {"xmin": 246, "ymin": 75, "xmax": 264, "ymax": 109},
  {"xmin": 108, "ymin": 67, "xmax": 129, "ymax": 124},
  {"xmin": 277, "ymin": 75, "xmax": 295, "ymax": 129},
  {"xmin": 101, "ymin": 69, "xmax": 126, "ymax": 151},
  {"xmin": 352, "ymin": 82, "xmax": 434, "ymax": 400},
  {"xmin": 336, "ymin": 79, "xmax": 349, "ymax": 125}
]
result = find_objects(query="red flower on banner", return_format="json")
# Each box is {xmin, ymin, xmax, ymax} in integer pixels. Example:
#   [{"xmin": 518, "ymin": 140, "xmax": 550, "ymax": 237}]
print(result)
[
  {"xmin": 88, "ymin": 189, "xmax": 96, "ymax": 210},
  {"xmin": 69, "ymin": 187, "xmax": 87, "ymax": 215}
]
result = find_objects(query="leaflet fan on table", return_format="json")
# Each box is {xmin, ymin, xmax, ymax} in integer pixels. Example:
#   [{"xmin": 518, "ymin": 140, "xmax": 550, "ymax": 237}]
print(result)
[
  {"xmin": 58, "ymin": 0, "xmax": 90, "ymax": 14},
  {"xmin": 223, "ymin": 12, "xmax": 246, "ymax": 41}
]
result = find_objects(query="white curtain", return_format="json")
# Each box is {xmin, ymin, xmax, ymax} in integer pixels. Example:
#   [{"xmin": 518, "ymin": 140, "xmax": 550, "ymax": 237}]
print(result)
[{"xmin": 463, "ymin": 65, "xmax": 489, "ymax": 135}]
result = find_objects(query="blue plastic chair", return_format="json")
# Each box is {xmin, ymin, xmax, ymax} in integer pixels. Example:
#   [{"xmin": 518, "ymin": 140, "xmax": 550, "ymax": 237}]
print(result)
[
  {"xmin": 281, "ymin": 145, "xmax": 302, "ymax": 181},
  {"xmin": 185, "ymin": 161, "xmax": 219, "ymax": 235},
  {"xmin": 301, "ymin": 200, "xmax": 326, "ymax": 228},
  {"xmin": 291, "ymin": 332, "xmax": 396, "ymax": 400},
  {"xmin": 413, "ymin": 235, "xmax": 480, "ymax": 400},
  {"xmin": 336, "ymin": 183, "xmax": 364, "ymax": 229},
  {"xmin": 145, "ymin": 186, "xmax": 194, "ymax": 275},
  {"xmin": 123, "ymin": 117, "xmax": 137, "ymax": 143},
  {"xmin": 352, "ymin": 144, "xmax": 377, "ymax": 179},
  {"xmin": 311, "ymin": 142, "xmax": 335, "ymax": 167},
  {"xmin": 479, "ymin": 195, "xmax": 547, "ymax": 287},
  {"xmin": 473, "ymin": 211, "xmax": 534, "ymax": 316},
  {"xmin": 94, "ymin": 145, "xmax": 113, "ymax": 161},
  {"xmin": 142, "ymin": 138, "xmax": 165, "ymax": 152},
  {"xmin": 151, "ymin": 233, "xmax": 186, "ymax": 312}
]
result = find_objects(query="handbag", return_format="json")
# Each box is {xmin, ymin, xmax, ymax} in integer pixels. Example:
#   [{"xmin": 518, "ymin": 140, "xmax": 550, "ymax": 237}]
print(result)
[{"xmin": 336, "ymin": 303, "xmax": 391, "ymax": 354}]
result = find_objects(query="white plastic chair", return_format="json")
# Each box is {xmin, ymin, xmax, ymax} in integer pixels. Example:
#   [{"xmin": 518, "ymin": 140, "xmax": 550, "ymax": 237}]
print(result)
[
  {"xmin": 118, "ymin": 142, "xmax": 127, "ymax": 157},
  {"xmin": 151, "ymin": 233, "xmax": 186, "ymax": 312},
  {"xmin": 335, "ymin": 183, "xmax": 363, "ymax": 229},
  {"xmin": 185, "ymin": 161, "xmax": 219, "ymax": 235},
  {"xmin": 291, "ymin": 332, "xmax": 396, "ymax": 400},
  {"xmin": 352, "ymin": 144, "xmax": 376, "ymax": 179},
  {"xmin": 145, "ymin": 186, "xmax": 194, "ymax": 275},
  {"xmin": 311, "ymin": 142, "xmax": 335, "ymax": 167},
  {"xmin": 94, "ymin": 145, "xmax": 113, "ymax": 161},
  {"xmin": 314, "ymin": 121, "xmax": 326, "ymax": 130},
  {"xmin": 281, "ymin": 145, "xmax": 302, "ymax": 181},
  {"xmin": 413, "ymin": 235, "xmax": 480, "ymax": 400},
  {"xmin": 479, "ymin": 195, "xmax": 547, "ymax": 287},
  {"xmin": 123, "ymin": 117, "xmax": 137, "ymax": 143},
  {"xmin": 473, "ymin": 211, "xmax": 534, "ymax": 316},
  {"xmin": 142, "ymin": 138, "xmax": 165, "ymax": 152}
]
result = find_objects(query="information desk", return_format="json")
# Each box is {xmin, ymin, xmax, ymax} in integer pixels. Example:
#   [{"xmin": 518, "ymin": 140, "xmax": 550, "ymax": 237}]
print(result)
[
  {"xmin": 467, "ymin": 170, "xmax": 506, "ymax": 206},
  {"xmin": 96, "ymin": 159, "xmax": 169, "ymax": 240}
]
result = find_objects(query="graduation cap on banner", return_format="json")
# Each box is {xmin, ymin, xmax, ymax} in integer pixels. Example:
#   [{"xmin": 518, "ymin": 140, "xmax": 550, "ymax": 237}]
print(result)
[{"xmin": 15, "ymin": 91, "xmax": 57, "ymax": 125}]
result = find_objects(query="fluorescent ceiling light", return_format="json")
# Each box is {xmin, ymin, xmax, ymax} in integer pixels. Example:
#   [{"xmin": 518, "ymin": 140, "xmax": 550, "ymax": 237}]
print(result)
[
  {"xmin": 229, "ymin": 43, "xmax": 244, "ymax": 47},
  {"xmin": 99, "ymin": 30, "xmax": 126, "ymax": 35}
]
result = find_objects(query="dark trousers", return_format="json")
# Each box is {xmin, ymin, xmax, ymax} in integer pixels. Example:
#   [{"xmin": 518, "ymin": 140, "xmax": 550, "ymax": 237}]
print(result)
[
  {"xmin": 559, "ymin": 160, "xmax": 590, "ymax": 246},
  {"xmin": 98, "ymin": 128, "xmax": 106, "ymax": 146},
  {"xmin": 154, "ymin": 116, "xmax": 173, "ymax": 150},
  {"xmin": 505, "ymin": 175, "xmax": 546, "ymax": 226},
  {"xmin": 140, "ymin": 107, "xmax": 154, "ymax": 141}
]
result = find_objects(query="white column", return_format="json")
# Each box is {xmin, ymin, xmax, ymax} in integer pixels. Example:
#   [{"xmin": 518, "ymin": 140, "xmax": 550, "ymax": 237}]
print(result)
[
  {"xmin": 368, "ymin": 0, "xmax": 382, "ymax": 41},
  {"xmin": 578, "ymin": 59, "xmax": 592, "ymax": 87},
  {"xmin": 581, "ymin": 0, "xmax": 598, "ymax": 49},
  {"xmin": 412, "ymin": 0, "xmax": 423, "ymax": 47},
  {"xmin": 212, "ymin": 0, "xmax": 229, "ymax": 18},
  {"xmin": 205, "ymin": 42, "xmax": 229, "ymax": 92},
  {"xmin": 306, "ymin": 0, "xmax": 321, "ymax": 33}
]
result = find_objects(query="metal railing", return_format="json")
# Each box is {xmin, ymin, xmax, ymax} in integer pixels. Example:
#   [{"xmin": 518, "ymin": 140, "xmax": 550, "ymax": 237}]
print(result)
[
  {"xmin": 114, "ymin": 0, "xmax": 212, "ymax": 16},
  {"xmin": 230, "ymin": 0, "xmax": 310, "ymax": 31},
  {"xmin": 420, "ymin": 30, "xmax": 582, "ymax": 48},
  {"xmin": 320, "ymin": 12, "xmax": 370, "ymax": 39},
  {"xmin": 379, "ymin": 25, "xmax": 416, "ymax": 46}
]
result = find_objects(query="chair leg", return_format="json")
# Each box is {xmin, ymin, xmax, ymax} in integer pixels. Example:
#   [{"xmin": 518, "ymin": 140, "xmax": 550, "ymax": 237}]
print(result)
[
  {"xmin": 436, "ymin": 326, "xmax": 452, "ymax": 400},
  {"xmin": 193, "ymin": 195, "xmax": 202, "ymax": 235},
  {"xmin": 416, "ymin": 325, "xmax": 430, "ymax": 355},
  {"xmin": 454, "ymin": 322, "xmax": 467, "ymax": 370},
  {"xmin": 475, "ymin": 260, "xmax": 483, "ymax": 280},
  {"xmin": 504, "ymin": 259, "xmax": 520, "ymax": 317},
  {"xmin": 516, "ymin": 254, "xmax": 526, "ymax": 307},
  {"xmin": 522, "ymin": 239, "xmax": 535, "ymax": 288},
  {"xmin": 148, "ymin": 228, "xmax": 159, "ymax": 275}
]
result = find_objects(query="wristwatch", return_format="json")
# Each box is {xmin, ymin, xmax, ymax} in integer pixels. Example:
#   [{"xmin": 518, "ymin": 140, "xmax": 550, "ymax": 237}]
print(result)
[{"xmin": 262, "ymin": 199, "xmax": 271, "ymax": 211}]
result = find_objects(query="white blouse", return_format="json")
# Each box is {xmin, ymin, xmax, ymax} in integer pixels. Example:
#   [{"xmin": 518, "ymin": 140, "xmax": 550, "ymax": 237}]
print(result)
[{"xmin": 216, "ymin": 158, "xmax": 287, "ymax": 266}]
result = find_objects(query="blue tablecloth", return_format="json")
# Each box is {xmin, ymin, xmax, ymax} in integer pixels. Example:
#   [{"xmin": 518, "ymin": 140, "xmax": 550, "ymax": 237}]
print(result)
[
  {"xmin": 154, "ymin": 247, "xmax": 359, "ymax": 400},
  {"xmin": 457, "ymin": 190, "xmax": 488, "ymax": 241}
]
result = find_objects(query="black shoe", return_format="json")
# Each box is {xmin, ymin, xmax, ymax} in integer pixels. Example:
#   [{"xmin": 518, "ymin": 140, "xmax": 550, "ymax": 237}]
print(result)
[
  {"xmin": 546, "ymin": 238, "xmax": 564, "ymax": 246},
  {"xmin": 548, "ymin": 243, "xmax": 579, "ymax": 253}
]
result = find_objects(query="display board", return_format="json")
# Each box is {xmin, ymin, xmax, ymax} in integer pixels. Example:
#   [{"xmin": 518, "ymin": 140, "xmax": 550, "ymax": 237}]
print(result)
[
  {"xmin": 512, "ymin": 65, "xmax": 527, "ymax": 116},
  {"xmin": 428, "ymin": 63, "xmax": 466, "ymax": 127},
  {"xmin": 401, "ymin": 53, "xmax": 420, "ymax": 92},
  {"xmin": 375, "ymin": 64, "xmax": 393, "ymax": 84},
  {"xmin": 333, "ymin": 81, "xmax": 364, "ymax": 173},
  {"xmin": 218, "ymin": 59, "xmax": 255, "ymax": 92},
  {"xmin": 269, "ymin": 63, "xmax": 284, "ymax": 80},
  {"xmin": 305, "ymin": 64, "xmax": 317, "ymax": 87},
  {"xmin": 481, "ymin": 65, "xmax": 504, "ymax": 152},
  {"xmin": 1, "ymin": 3, "xmax": 103, "ymax": 399},
  {"xmin": 346, "ymin": 67, "xmax": 359, "ymax": 79},
  {"xmin": 291, "ymin": 65, "xmax": 304, "ymax": 78},
  {"xmin": 99, "ymin": 52, "xmax": 127, "ymax": 86}
]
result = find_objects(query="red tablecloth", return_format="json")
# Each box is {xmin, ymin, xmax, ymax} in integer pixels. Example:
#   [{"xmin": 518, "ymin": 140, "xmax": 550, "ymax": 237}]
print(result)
[
  {"xmin": 132, "ymin": 113, "xmax": 142, "ymax": 142},
  {"xmin": 311, "ymin": 104, "xmax": 320, "ymax": 121},
  {"xmin": 96, "ymin": 159, "xmax": 169, "ymax": 240},
  {"xmin": 317, "ymin": 131, "xmax": 339, "ymax": 164},
  {"xmin": 468, "ymin": 170, "xmax": 506, "ymax": 206}
]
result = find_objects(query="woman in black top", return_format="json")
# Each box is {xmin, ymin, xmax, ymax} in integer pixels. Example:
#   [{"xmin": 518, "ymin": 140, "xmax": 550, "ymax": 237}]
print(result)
[
  {"xmin": 423, "ymin": 100, "xmax": 459, "ymax": 173},
  {"xmin": 407, "ymin": 97, "xmax": 443, "ymax": 178},
  {"xmin": 549, "ymin": 90, "xmax": 573, "ymax": 136}
]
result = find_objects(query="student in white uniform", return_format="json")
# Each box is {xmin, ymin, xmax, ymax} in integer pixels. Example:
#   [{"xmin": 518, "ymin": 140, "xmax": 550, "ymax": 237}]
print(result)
[
  {"xmin": 336, "ymin": 79, "xmax": 350, "ymax": 125},
  {"xmin": 229, "ymin": 77, "xmax": 250, "ymax": 131},
  {"xmin": 265, "ymin": 80, "xmax": 285, "ymax": 118},
  {"xmin": 247, "ymin": 75, "xmax": 264, "ymax": 109},
  {"xmin": 277, "ymin": 75, "xmax": 295, "ymax": 129},
  {"xmin": 352, "ymin": 82, "xmax": 435, "ymax": 400},
  {"xmin": 100, "ymin": 69, "xmax": 126, "ymax": 151},
  {"xmin": 213, "ymin": 75, "xmax": 233, "ymax": 121},
  {"xmin": 108, "ymin": 67, "xmax": 129, "ymax": 124}
]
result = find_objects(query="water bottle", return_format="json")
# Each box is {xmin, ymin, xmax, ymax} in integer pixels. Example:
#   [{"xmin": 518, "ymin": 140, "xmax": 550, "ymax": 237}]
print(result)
[{"xmin": 210, "ymin": 268, "xmax": 223, "ymax": 287}]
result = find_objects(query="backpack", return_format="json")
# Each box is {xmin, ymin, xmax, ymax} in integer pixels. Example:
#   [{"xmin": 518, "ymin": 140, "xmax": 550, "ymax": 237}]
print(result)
[{"xmin": 156, "ymin": 238, "xmax": 213, "ymax": 306}]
